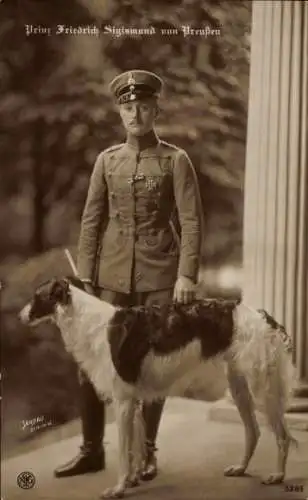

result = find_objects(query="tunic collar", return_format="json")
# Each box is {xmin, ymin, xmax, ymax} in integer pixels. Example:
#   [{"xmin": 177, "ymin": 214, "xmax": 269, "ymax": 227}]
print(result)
[{"xmin": 125, "ymin": 130, "xmax": 159, "ymax": 152}]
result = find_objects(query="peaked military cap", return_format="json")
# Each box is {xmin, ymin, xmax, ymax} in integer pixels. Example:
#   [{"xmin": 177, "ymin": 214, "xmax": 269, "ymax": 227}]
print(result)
[{"xmin": 109, "ymin": 70, "xmax": 163, "ymax": 104}]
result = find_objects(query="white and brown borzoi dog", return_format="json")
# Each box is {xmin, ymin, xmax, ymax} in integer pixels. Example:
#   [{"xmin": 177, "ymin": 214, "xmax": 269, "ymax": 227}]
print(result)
[{"xmin": 20, "ymin": 277, "xmax": 297, "ymax": 498}]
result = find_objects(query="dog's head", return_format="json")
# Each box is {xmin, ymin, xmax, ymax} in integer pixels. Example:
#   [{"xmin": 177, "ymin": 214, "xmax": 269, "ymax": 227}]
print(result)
[{"xmin": 19, "ymin": 278, "xmax": 78, "ymax": 327}]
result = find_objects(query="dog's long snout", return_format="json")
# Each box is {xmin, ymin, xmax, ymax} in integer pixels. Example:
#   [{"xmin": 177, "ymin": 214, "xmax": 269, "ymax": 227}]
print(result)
[{"xmin": 19, "ymin": 304, "xmax": 31, "ymax": 325}]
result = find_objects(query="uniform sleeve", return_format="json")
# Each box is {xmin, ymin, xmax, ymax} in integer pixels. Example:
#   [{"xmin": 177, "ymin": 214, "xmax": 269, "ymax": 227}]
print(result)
[
  {"xmin": 77, "ymin": 152, "xmax": 107, "ymax": 282},
  {"xmin": 173, "ymin": 150, "xmax": 202, "ymax": 282}
]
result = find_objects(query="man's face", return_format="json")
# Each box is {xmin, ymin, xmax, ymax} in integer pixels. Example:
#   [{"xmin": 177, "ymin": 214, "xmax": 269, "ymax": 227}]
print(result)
[{"xmin": 118, "ymin": 98, "xmax": 158, "ymax": 136}]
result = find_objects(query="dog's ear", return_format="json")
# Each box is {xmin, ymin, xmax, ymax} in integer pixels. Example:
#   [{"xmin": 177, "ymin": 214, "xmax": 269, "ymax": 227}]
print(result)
[{"xmin": 50, "ymin": 279, "xmax": 71, "ymax": 305}]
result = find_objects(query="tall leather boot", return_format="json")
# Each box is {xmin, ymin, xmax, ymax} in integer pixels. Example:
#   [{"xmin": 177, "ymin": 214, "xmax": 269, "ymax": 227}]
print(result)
[
  {"xmin": 140, "ymin": 399, "xmax": 165, "ymax": 481},
  {"xmin": 54, "ymin": 372, "xmax": 105, "ymax": 478}
]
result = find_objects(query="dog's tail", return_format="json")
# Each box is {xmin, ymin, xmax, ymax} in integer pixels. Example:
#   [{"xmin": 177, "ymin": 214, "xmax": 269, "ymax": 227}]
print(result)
[{"xmin": 232, "ymin": 304, "xmax": 299, "ymax": 447}]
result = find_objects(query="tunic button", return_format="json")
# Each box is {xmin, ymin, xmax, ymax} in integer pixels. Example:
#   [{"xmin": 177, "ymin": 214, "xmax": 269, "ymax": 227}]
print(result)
[
  {"xmin": 118, "ymin": 278, "xmax": 124, "ymax": 286},
  {"xmin": 146, "ymin": 236, "xmax": 157, "ymax": 246}
]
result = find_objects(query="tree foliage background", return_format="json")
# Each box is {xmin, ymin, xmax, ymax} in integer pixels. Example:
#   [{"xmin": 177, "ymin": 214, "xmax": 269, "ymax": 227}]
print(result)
[{"xmin": 0, "ymin": 0, "xmax": 251, "ymax": 456}]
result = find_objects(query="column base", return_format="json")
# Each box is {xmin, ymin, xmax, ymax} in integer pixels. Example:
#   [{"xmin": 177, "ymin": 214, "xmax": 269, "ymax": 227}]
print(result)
[
  {"xmin": 208, "ymin": 398, "xmax": 308, "ymax": 432},
  {"xmin": 287, "ymin": 397, "xmax": 308, "ymax": 413},
  {"xmin": 287, "ymin": 381, "xmax": 308, "ymax": 412},
  {"xmin": 292, "ymin": 381, "xmax": 308, "ymax": 399}
]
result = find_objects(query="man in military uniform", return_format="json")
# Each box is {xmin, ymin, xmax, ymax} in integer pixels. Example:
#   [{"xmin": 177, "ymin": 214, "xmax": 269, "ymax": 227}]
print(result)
[{"xmin": 54, "ymin": 70, "xmax": 202, "ymax": 480}]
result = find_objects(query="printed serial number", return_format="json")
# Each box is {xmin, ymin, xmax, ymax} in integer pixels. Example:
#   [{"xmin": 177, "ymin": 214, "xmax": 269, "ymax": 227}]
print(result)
[{"xmin": 284, "ymin": 484, "xmax": 304, "ymax": 492}]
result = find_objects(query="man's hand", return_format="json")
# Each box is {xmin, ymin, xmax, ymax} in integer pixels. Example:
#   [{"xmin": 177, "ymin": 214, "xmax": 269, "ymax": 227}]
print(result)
[
  {"xmin": 84, "ymin": 283, "xmax": 95, "ymax": 295},
  {"xmin": 173, "ymin": 276, "xmax": 196, "ymax": 304}
]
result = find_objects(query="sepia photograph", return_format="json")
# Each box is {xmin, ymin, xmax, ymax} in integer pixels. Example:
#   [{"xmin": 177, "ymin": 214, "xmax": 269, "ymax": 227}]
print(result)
[{"xmin": 1, "ymin": 0, "xmax": 307, "ymax": 499}]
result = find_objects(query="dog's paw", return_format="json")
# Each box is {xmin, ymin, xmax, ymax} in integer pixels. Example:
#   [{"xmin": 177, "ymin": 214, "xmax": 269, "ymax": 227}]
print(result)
[
  {"xmin": 224, "ymin": 465, "xmax": 246, "ymax": 477},
  {"xmin": 100, "ymin": 485, "xmax": 125, "ymax": 499},
  {"xmin": 261, "ymin": 473, "xmax": 284, "ymax": 485},
  {"xmin": 125, "ymin": 476, "xmax": 140, "ymax": 488}
]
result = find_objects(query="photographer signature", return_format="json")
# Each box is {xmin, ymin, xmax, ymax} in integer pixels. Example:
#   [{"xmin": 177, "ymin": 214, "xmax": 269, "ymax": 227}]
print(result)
[{"xmin": 21, "ymin": 416, "xmax": 53, "ymax": 433}]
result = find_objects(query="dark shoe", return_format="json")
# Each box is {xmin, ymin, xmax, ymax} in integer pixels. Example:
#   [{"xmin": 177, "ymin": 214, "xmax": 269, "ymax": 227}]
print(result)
[
  {"xmin": 54, "ymin": 447, "xmax": 105, "ymax": 478},
  {"xmin": 140, "ymin": 441, "xmax": 158, "ymax": 481}
]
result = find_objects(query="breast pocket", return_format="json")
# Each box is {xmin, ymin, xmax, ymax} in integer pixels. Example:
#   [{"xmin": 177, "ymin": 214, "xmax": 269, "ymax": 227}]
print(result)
[{"xmin": 110, "ymin": 175, "xmax": 133, "ymax": 196}]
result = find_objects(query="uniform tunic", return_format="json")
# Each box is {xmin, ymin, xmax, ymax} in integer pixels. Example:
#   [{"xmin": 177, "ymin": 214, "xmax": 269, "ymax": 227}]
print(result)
[{"xmin": 77, "ymin": 136, "xmax": 202, "ymax": 294}]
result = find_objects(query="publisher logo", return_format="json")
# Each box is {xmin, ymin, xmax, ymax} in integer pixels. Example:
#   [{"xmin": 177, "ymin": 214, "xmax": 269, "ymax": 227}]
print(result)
[{"xmin": 17, "ymin": 471, "xmax": 36, "ymax": 489}]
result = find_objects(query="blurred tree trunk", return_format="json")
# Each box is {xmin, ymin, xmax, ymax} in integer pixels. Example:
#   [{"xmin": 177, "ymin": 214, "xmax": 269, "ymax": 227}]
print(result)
[
  {"xmin": 31, "ymin": 116, "xmax": 46, "ymax": 253},
  {"xmin": 31, "ymin": 38, "xmax": 47, "ymax": 254}
]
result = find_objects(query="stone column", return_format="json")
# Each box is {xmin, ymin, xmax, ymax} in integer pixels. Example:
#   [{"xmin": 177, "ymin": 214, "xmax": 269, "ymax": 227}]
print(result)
[{"xmin": 243, "ymin": 1, "xmax": 308, "ymax": 403}]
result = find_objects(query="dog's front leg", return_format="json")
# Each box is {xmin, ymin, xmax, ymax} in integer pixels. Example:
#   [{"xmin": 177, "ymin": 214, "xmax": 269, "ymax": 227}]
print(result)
[
  {"xmin": 127, "ymin": 400, "xmax": 145, "ymax": 487},
  {"xmin": 101, "ymin": 398, "xmax": 134, "ymax": 499}
]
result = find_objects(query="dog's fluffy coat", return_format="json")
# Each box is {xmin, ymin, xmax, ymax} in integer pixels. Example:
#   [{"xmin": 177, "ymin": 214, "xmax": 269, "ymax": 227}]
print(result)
[{"xmin": 20, "ymin": 279, "xmax": 297, "ymax": 499}]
